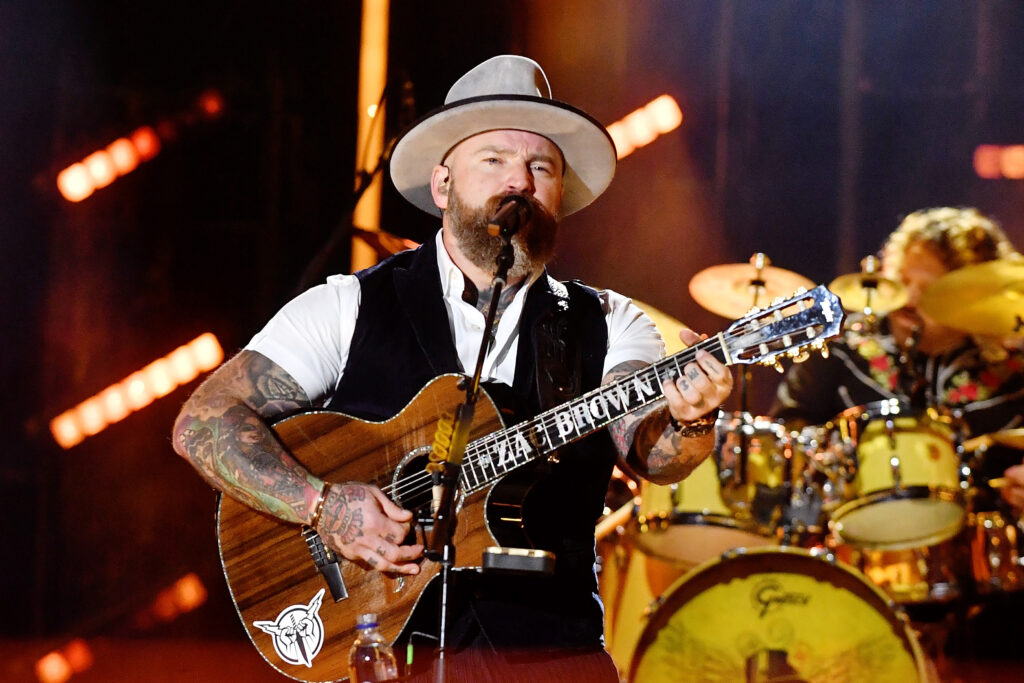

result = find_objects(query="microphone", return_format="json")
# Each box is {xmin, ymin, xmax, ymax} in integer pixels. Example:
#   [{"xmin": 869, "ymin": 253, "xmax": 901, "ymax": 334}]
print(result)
[{"xmin": 487, "ymin": 196, "xmax": 532, "ymax": 240}]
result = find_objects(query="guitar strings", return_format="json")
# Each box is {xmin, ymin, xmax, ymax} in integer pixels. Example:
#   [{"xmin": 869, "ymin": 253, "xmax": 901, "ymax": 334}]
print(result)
[
  {"xmin": 380, "ymin": 305, "xmax": 820, "ymax": 506},
  {"xmin": 379, "ymin": 344, "xmax": 703, "ymax": 502}
]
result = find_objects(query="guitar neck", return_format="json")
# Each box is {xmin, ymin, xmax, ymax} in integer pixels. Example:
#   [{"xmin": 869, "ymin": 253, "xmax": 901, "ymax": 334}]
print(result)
[
  {"xmin": 459, "ymin": 334, "xmax": 727, "ymax": 494},
  {"xmin": 458, "ymin": 284, "xmax": 842, "ymax": 493}
]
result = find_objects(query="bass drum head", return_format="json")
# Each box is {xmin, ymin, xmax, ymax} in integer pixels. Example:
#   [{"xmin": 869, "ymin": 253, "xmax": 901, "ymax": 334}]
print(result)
[{"xmin": 629, "ymin": 546, "xmax": 927, "ymax": 682}]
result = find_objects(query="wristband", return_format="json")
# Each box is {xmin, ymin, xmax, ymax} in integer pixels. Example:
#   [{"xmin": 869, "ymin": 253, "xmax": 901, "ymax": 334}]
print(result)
[
  {"xmin": 668, "ymin": 410, "xmax": 720, "ymax": 438},
  {"xmin": 308, "ymin": 480, "xmax": 332, "ymax": 530}
]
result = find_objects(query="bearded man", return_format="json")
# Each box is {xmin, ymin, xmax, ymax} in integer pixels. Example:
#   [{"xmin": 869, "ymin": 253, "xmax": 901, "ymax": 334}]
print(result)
[{"xmin": 173, "ymin": 55, "xmax": 732, "ymax": 681}]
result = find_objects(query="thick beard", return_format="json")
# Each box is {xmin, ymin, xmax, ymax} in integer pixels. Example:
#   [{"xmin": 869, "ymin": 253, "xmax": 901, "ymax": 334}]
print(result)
[{"xmin": 445, "ymin": 179, "xmax": 559, "ymax": 281}]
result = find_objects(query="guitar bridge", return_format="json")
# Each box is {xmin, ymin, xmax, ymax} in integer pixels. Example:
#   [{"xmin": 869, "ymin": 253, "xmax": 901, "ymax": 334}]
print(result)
[{"xmin": 302, "ymin": 526, "xmax": 348, "ymax": 603}]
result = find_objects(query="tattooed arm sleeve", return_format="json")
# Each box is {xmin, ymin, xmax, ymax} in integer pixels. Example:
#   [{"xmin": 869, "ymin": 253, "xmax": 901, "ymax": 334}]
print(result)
[
  {"xmin": 606, "ymin": 360, "xmax": 717, "ymax": 485},
  {"xmin": 171, "ymin": 349, "xmax": 324, "ymax": 524}
]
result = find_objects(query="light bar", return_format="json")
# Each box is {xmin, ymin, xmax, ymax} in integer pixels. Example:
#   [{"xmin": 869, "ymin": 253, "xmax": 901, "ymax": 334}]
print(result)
[
  {"xmin": 57, "ymin": 126, "xmax": 161, "ymax": 202},
  {"xmin": 50, "ymin": 333, "xmax": 224, "ymax": 449},
  {"xmin": 35, "ymin": 639, "xmax": 93, "ymax": 683},
  {"xmin": 606, "ymin": 94, "xmax": 684, "ymax": 160},
  {"xmin": 974, "ymin": 144, "xmax": 1024, "ymax": 179},
  {"xmin": 55, "ymin": 90, "xmax": 223, "ymax": 202}
]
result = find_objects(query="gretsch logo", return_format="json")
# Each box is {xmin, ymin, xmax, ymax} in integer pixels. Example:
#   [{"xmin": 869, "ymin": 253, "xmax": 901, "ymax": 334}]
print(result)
[
  {"xmin": 751, "ymin": 579, "xmax": 809, "ymax": 618},
  {"xmin": 253, "ymin": 588, "xmax": 326, "ymax": 668}
]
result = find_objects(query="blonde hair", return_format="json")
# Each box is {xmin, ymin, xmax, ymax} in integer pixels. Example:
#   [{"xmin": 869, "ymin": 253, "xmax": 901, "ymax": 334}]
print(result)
[
  {"xmin": 881, "ymin": 207, "xmax": 1021, "ymax": 360},
  {"xmin": 881, "ymin": 206, "xmax": 1018, "ymax": 278}
]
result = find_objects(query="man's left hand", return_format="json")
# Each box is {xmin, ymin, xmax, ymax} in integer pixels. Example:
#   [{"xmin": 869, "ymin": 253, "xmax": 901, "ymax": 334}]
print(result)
[{"xmin": 661, "ymin": 329, "xmax": 733, "ymax": 423}]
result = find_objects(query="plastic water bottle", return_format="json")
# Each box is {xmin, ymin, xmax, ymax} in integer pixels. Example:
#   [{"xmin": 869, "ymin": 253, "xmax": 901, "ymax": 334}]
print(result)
[{"xmin": 348, "ymin": 612, "xmax": 399, "ymax": 682}]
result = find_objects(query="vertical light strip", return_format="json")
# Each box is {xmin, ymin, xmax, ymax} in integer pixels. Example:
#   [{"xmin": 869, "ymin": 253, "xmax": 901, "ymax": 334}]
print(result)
[{"xmin": 351, "ymin": 0, "xmax": 390, "ymax": 271}]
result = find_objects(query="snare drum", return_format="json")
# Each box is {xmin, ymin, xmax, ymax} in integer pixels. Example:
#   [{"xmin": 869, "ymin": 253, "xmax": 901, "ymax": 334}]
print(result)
[
  {"xmin": 828, "ymin": 400, "xmax": 965, "ymax": 550},
  {"xmin": 629, "ymin": 547, "xmax": 928, "ymax": 682}
]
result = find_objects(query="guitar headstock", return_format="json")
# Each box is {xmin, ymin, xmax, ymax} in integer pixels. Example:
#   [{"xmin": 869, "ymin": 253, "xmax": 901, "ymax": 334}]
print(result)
[{"xmin": 722, "ymin": 285, "xmax": 845, "ymax": 370}]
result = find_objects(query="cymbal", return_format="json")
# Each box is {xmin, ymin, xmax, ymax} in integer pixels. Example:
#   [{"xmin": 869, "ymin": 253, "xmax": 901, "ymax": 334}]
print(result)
[
  {"xmin": 689, "ymin": 260, "xmax": 814, "ymax": 319},
  {"xmin": 919, "ymin": 259, "xmax": 1024, "ymax": 336},
  {"xmin": 829, "ymin": 272, "xmax": 907, "ymax": 315}
]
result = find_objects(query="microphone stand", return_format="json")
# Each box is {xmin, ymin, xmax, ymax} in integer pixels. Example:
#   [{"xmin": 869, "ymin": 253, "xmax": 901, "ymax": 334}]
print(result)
[{"xmin": 427, "ymin": 232, "xmax": 516, "ymax": 683}]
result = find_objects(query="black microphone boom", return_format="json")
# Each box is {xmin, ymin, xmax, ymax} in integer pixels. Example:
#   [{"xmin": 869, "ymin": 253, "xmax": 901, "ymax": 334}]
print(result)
[{"xmin": 486, "ymin": 196, "xmax": 531, "ymax": 240}]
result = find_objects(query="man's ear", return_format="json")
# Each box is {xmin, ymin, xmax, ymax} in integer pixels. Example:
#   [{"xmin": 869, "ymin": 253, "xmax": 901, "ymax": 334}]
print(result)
[{"xmin": 430, "ymin": 165, "xmax": 451, "ymax": 210}]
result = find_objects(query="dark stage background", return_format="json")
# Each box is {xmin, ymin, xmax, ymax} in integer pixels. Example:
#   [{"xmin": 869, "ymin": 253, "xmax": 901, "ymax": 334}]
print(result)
[{"xmin": 3, "ymin": 1, "xmax": 1024, "ymax": 680}]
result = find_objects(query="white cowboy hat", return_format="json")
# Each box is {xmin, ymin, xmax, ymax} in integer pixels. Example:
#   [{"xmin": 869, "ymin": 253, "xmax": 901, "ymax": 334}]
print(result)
[{"xmin": 389, "ymin": 55, "xmax": 616, "ymax": 217}]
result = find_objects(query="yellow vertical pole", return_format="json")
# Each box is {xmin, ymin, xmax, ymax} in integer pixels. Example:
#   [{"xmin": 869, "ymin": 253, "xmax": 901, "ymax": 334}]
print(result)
[{"xmin": 351, "ymin": 0, "xmax": 390, "ymax": 271}]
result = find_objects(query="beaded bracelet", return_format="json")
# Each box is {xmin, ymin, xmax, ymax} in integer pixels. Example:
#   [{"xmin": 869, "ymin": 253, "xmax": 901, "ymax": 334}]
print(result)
[
  {"xmin": 308, "ymin": 480, "xmax": 333, "ymax": 530},
  {"xmin": 668, "ymin": 410, "xmax": 720, "ymax": 438}
]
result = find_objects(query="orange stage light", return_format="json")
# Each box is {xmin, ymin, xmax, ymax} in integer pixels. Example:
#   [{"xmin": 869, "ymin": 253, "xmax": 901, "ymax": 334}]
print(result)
[
  {"xmin": 35, "ymin": 652, "xmax": 72, "ymax": 683},
  {"xmin": 974, "ymin": 145, "xmax": 1002, "ymax": 179},
  {"xmin": 82, "ymin": 150, "xmax": 117, "ymax": 189},
  {"xmin": 106, "ymin": 137, "xmax": 140, "ymax": 174},
  {"xmin": 606, "ymin": 94, "xmax": 683, "ymax": 161},
  {"xmin": 56, "ymin": 163, "xmax": 95, "ymax": 202},
  {"xmin": 131, "ymin": 126, "xmax": 161, "ymax": 161},
  {"xmin": 62, "ymin": 640, "xmax": 93, "ymax": 673},
  {"xmin": 1001, "ymin": 145, "xmax": 1024, "ymax": 179},
  {"xmin": 197, "ymin": 89, "xmax": 224, "ymax": 118},
  {"xmin": 49, "ymin": 333, "xmax": 224, "ymax": 449},
  {"xmin": 645, "ymin": 94, "xmax": 684, "ymax": 133},
  {"xmin": 173, "ymin": 573, "xmax": 208, "ymax": 612}
]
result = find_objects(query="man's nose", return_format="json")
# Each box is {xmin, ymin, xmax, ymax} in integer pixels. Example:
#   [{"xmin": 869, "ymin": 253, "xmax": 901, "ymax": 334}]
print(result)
[{"xmin": 504, "ymin": 164, "xmax": 534, "ymax": 194}]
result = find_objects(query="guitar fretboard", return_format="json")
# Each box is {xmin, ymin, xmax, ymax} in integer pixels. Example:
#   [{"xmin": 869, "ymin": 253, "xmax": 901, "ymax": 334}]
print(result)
[
  {"xmin": 458, "ymin": 335, "xmax": 726, "ymax": 493},
  {"xmin": 456, "ymin": 287, "xmax": 836, "ymax": 494}
]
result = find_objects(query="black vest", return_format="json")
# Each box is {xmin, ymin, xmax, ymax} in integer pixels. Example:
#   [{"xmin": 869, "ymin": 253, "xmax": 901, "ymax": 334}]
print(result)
[{"xmin": 326, "ymin": 237, "xmax": 615, "ymax": 645}]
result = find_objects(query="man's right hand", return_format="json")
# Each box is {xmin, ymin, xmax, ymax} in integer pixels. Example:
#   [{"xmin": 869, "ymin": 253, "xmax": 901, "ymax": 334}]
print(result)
[{"xmin": 316, "ymin": 483, "xmax": 424, "ymax": 575}]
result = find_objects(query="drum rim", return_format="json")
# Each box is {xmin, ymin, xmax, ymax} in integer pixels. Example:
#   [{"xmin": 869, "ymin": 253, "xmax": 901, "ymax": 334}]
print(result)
[
  {"xmin": 627, "ymin": 545, "xmax": 928, "ymax": 682},
  {"xmin": 629, "ymin": 512, "xmax": 772, "ymax": 565},
  {"xmin": 829, "ymin": 486, "xmax": 965, "ymax": 550},
  {"xmin": 832, "ymin": 398, "xmax": 957, "ymax": 426}
]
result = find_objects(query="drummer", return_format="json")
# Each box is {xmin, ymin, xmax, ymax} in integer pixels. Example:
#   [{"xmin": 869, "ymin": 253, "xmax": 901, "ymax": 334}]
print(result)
[{"xmin": 771, "ymin": 206, "xmax": 1024, "ymax": 512}]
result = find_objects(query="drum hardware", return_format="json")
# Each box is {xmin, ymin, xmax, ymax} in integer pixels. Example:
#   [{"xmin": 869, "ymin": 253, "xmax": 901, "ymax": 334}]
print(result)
[
  {"xmin": 688, "ymin": 253, "xmax": 816, "ymax": 321},
  {"xmin": 829, "ymin": 255, "xmax": 909, "ymax": 327},
  {"xmin": 918, "ymin": 257, "xmax": 1024, "ymax": 337},
  {"xmin": 689, "ymin": 253, "xmax": 815, "ymax": 418}
]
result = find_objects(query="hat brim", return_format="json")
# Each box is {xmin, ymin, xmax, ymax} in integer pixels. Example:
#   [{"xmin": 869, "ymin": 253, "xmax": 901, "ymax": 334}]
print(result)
[{"xmin": 389, "ymin": 94, "xmax": 616, "ymax": 217}]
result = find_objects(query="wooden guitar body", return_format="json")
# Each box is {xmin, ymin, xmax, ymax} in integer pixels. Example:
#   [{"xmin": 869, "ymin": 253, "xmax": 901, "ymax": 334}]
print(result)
[{"xmin": 218, "ymin": 375, "xmax": 502, "ymax": 682}]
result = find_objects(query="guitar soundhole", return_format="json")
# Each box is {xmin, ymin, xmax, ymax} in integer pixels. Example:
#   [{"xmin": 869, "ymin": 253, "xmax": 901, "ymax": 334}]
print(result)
[{"xmin": 393, "ymin": 447, "xmax": 440, "ymax": 531}]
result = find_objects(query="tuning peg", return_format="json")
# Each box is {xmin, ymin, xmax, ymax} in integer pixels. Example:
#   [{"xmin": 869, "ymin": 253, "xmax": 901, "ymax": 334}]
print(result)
[
  {"xmin": 820, "ymin": 342, "xmax": 830, "ymax": 359},
  {"xmin": 790, "ymin": 350, "xmax": 810, "ymax": 363},
  {"xmin": 772, "ymin": 360, "xmax": 785, "ymax": 373}
]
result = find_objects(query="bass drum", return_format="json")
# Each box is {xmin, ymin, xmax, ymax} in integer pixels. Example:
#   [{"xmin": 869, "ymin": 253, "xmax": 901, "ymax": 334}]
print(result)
[{"xmin": 629, "ymin": 547, "xmax": 928, "ymax": 683}]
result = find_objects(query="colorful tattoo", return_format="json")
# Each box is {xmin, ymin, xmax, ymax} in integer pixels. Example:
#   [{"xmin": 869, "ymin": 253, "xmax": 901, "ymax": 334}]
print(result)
[{"xmin": 172, "ymin": 350, "xmax": 319, "ymax": 523}]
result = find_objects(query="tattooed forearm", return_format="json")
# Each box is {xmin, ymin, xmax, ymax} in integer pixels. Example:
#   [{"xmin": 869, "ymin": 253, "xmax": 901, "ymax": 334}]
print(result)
[
  {"xmin": 172, "ymin": 350, "xmax": 321, "ymax": 524},
  {"xmin": 605, "ymin": 360, "xmax": 715, "ymax": 485}
]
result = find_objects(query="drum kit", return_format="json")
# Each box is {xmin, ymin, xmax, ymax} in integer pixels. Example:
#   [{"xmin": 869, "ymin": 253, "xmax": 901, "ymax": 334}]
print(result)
[{"xmin": 600, "ymin": 253, "xmax": 1024, "ymax": 681}]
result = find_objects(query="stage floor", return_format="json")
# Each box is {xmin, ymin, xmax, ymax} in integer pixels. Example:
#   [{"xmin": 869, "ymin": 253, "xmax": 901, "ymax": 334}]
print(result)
[{"xmin": 1, "ymin": 636, "xmax": 1022, "ymax": 682}]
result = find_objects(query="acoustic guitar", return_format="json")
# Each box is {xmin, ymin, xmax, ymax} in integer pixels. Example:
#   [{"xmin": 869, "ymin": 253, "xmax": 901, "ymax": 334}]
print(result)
[{"xmin": 217, "ymin": 285, "xmax": 843, "ymax": 681}]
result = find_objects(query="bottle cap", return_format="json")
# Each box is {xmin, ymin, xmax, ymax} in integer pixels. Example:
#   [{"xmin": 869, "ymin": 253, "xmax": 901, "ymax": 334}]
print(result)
[{"xmin": 356, "ymin": 612, "xmax": 379, "ymax": 629}]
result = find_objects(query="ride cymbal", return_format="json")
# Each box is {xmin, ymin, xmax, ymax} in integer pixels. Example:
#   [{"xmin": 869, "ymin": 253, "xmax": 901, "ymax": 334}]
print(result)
[
  {"xmin": 689, "ymin": 254, "xmax": 814, "ymax": 319},
  {"xmin": 919, "ymin": 259, "xmax": 1024, "ymax": 336}
]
